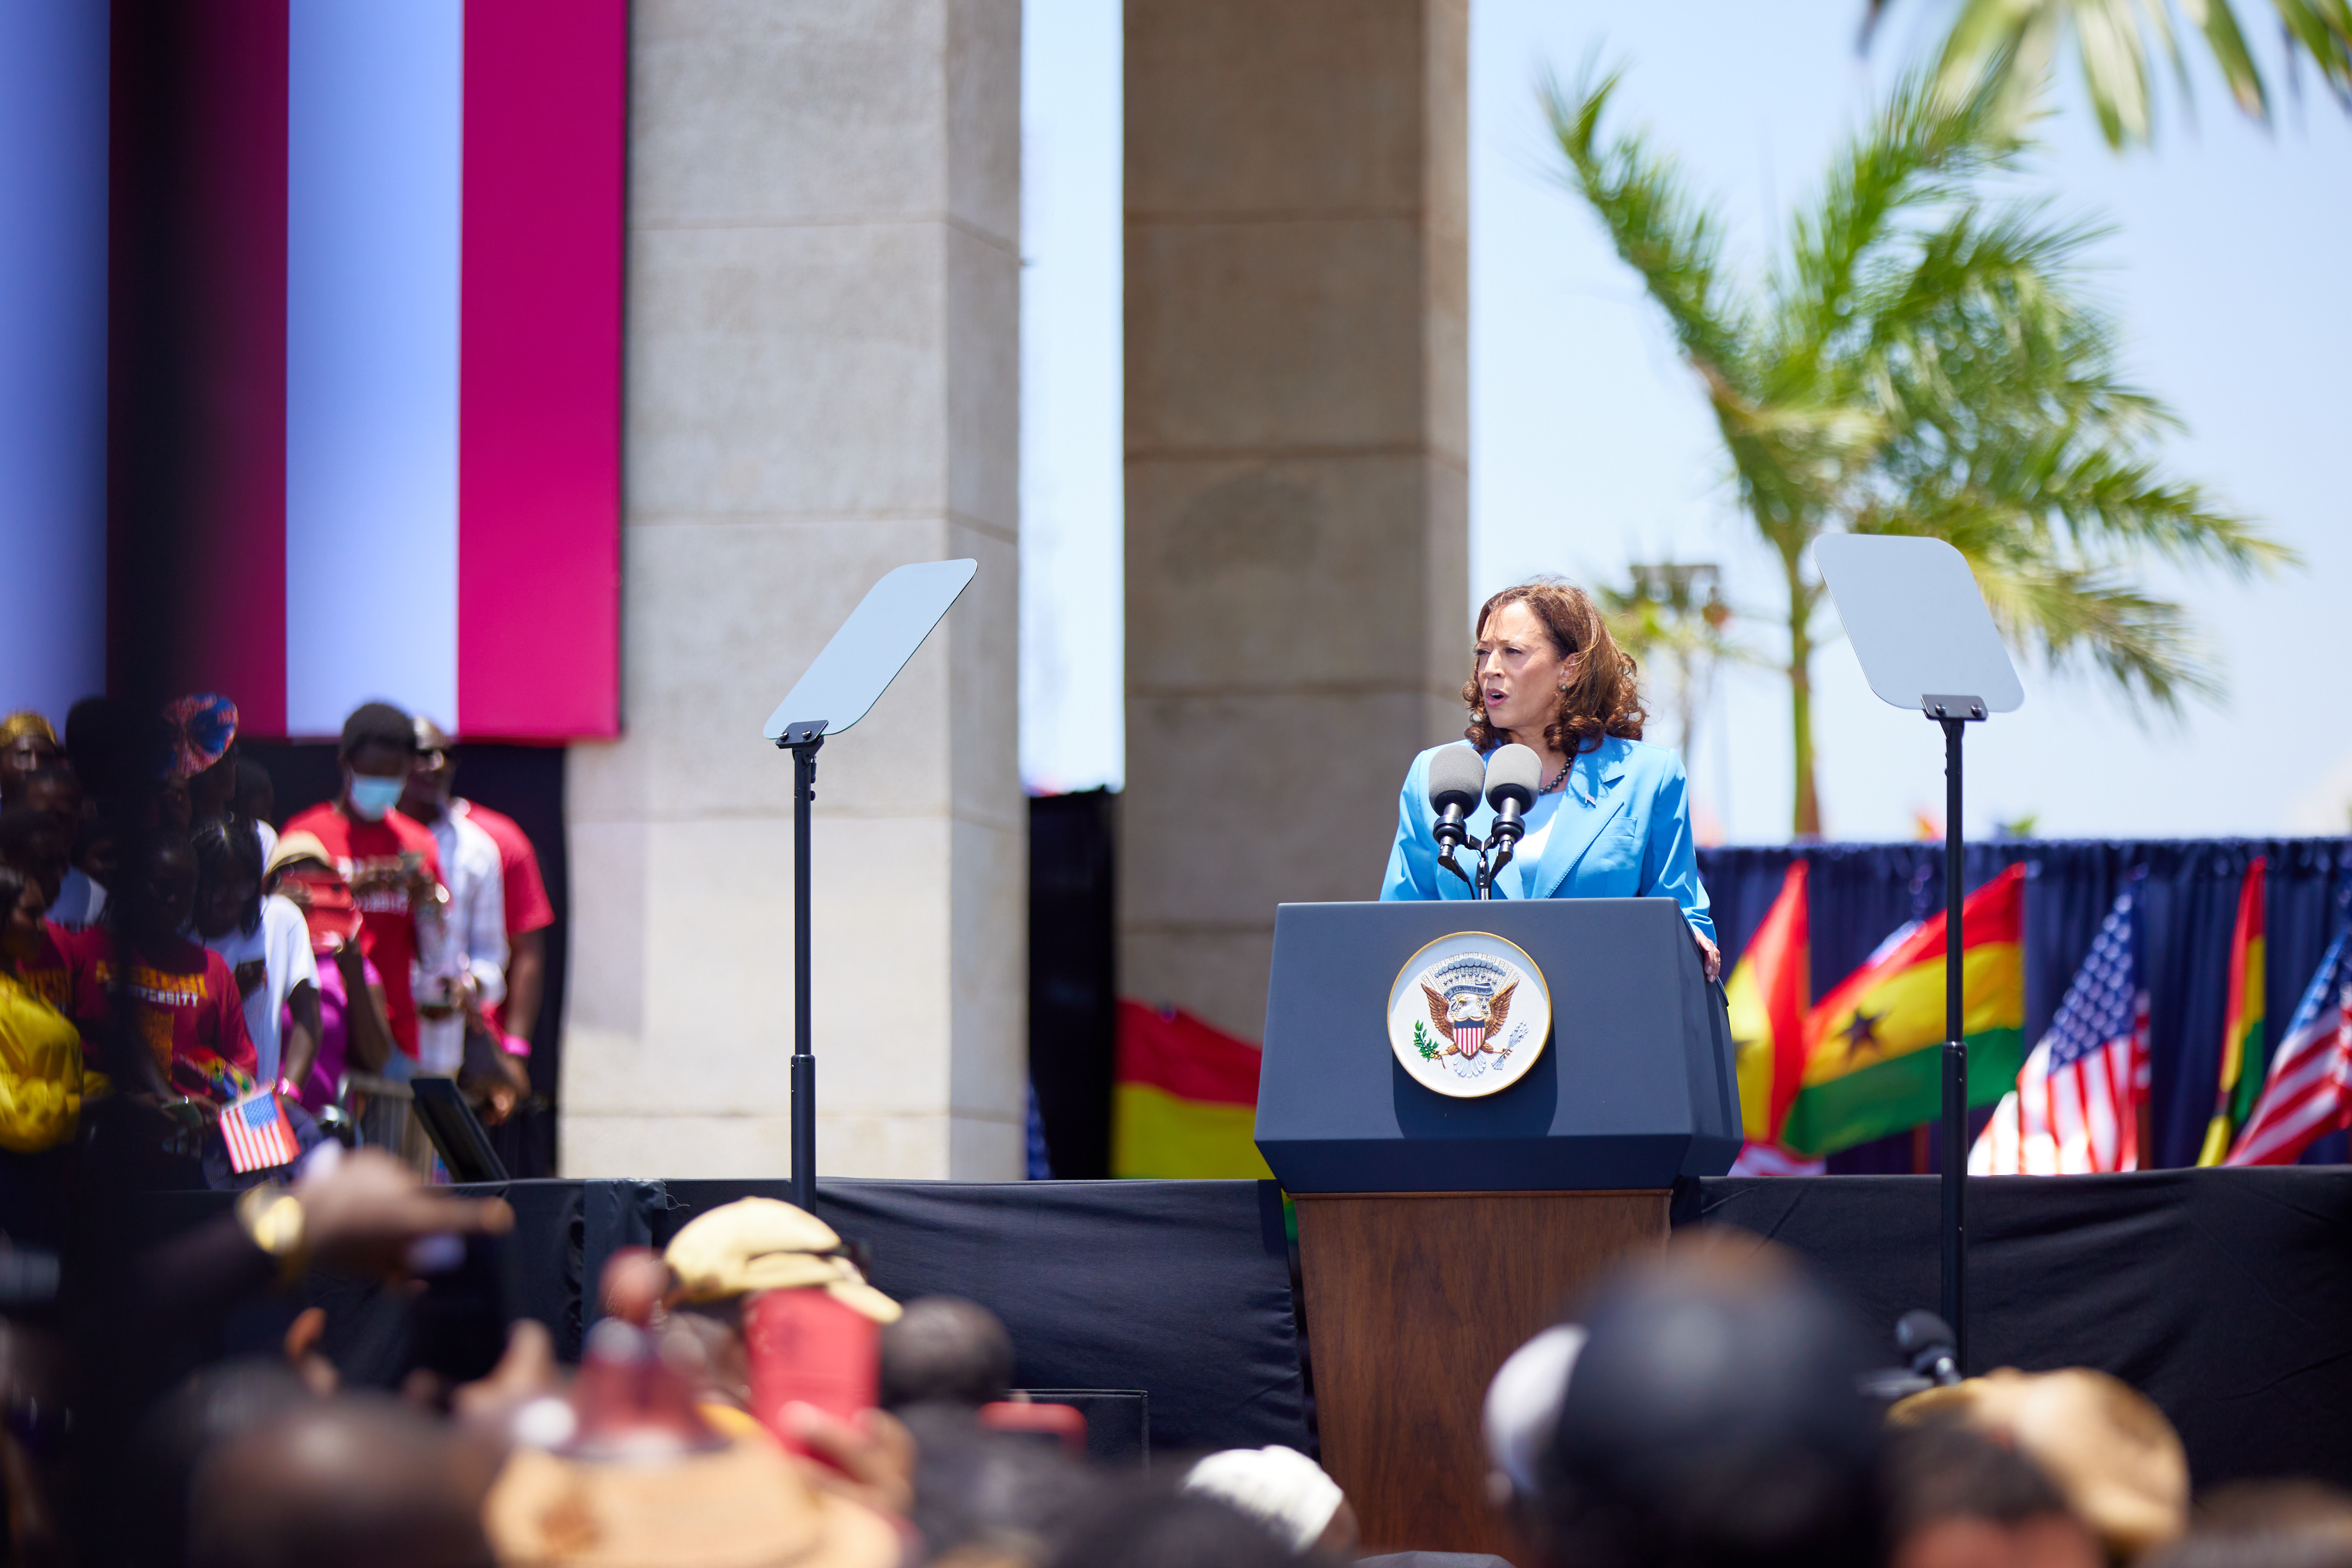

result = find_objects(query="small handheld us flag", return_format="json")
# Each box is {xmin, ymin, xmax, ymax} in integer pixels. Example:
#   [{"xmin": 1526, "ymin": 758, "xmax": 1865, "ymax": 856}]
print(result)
[
  {"xmin": 1971, "ymin": 887, "xmax": 2147, "ymax": 1175},
  {"xmin": 220, "ymin": 1090, "xmax": 303, "ymax": 1175}
]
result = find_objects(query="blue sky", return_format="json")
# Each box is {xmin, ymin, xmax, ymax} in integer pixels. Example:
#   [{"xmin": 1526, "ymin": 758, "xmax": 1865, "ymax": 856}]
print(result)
[{"xmin": 1022, "ymin": 1, "xmax": 2352, "ymax": 843}]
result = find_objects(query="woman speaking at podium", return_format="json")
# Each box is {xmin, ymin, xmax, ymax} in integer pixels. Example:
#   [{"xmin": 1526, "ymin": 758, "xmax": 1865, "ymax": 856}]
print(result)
[{"xmin": 1380, "ymin": 580, "xmax": 1720, "ymax": 980}]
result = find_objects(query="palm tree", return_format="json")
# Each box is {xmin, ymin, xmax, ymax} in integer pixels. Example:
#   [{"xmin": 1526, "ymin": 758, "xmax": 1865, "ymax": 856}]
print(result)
[
  {"xmin": 1547, "ymin": 66, "xmax": 2293, "ymax": 837},
  {"xmin": 1598, "ymin": 562, "xmax": 1744, "ymax": 766},
  {"xmin": 1866, "ymin": 0, "xmax": 2352, "ymax": 149}
]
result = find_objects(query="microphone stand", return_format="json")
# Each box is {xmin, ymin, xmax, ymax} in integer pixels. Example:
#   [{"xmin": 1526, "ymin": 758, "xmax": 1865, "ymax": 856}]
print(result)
[{"xmin": 1479, "ymin": 801, "xmax": 1528, "ymax": 901}]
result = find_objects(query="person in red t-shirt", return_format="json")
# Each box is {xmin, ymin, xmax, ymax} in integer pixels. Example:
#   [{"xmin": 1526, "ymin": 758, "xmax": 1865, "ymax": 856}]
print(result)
[
  {"xmin": 282, "ymin": 704, "xmax": 445, "ymax": 1062},
  {"xmin": 55, "ymin": 833, "xmax": 257, "ymax": 1108}
]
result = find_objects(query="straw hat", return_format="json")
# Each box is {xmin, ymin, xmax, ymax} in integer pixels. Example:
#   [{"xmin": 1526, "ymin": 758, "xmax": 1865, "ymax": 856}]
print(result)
[
  {"xmin": 266, "ymin": 830, "xmax": 335, "ymax": 878},
  {"xmin": 483, "ymin": 1437, "xmax": 902, "ymax": 1568},
  {"xmin": 1892, "ymin": 1367, "xmax": 2189, "ymax": 1555},
  {"xmin": 662, "ymin": 1198, "xmax": 901, "ymax": 1323}
]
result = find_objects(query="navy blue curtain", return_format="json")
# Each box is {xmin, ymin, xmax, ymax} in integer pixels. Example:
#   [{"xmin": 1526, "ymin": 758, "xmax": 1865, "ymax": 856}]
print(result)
[{"xmin": 1697, "ymin": 839, "xmax": 2352, "ymax": 1170}]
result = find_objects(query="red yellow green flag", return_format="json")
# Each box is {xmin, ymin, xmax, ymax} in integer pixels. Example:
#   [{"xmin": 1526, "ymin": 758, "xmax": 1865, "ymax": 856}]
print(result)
[
  {"xmin": 1782, "ymin": 862, "xmax": 2027, "ymax": 1157},
  {"xmin": 1726, "ymin": 860, "xmax": 1810, "ymax": 1145},
  {"xmin": 2199, "ymin": 856, "xmax": 2268, "ymax": 1166},
  {"xmin": 1111, "ymin": 1000, "xmax": 1274, "ymax": 1179}
]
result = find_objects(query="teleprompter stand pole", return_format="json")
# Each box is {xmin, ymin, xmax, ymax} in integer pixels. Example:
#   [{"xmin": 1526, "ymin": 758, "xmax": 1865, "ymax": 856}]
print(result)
[
  {"xmin": 780, "ymin": 723, "xmax": 826, "ymax": 1215},
  {"xmin": 1928, "ymin": 694, "xmax": 1986, "ymax": 1368},
  {"xmin": 758, "ymin": 557, "xmax": 980, "ymax": 1215}
]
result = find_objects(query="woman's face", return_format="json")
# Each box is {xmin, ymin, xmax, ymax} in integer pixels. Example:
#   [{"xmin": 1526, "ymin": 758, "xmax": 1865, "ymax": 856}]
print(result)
[
  {"xmin": 1475, "ymin": 600, "xmax": 1571, "ymax": 743},
  {"xmin": 132, "ymin": 843, "xmax": 199, "ymax": 944},
  {"xmin": 194, "ymin": 856, "xmax": 258, "ymax": 940}
]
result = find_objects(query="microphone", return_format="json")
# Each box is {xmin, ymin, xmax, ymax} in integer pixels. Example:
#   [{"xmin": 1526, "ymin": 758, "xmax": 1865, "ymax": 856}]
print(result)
[
  {"xmin": 1426, "ymin": 745, "xmax": 1486, "ymax": 890},
  {"xmin": 1858, "ymin": 1309, "xmax": 1961, "ymax": 1403},
  {"xmin": 1481, "ymin": 744, "xmax": 1543, "ymax": 894},
  {"xmin": 1895, "ymin": 1309, "xmax": 1961, "ymax": 1387}
]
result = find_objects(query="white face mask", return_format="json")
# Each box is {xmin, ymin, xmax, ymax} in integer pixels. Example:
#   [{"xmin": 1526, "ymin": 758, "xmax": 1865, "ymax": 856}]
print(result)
[{"xmin": 347, "ymin": 773, "xmax": 404, "ymax": 821}]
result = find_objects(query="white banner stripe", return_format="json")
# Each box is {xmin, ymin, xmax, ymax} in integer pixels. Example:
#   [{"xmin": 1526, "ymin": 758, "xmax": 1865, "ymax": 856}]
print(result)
[
  {"xmin": 0, "ymin": 0, "xmax": 107, "ymax": 721},
  {"xmin": 286, "ymin": 0, "xmax": 463, "ymax": 736}
]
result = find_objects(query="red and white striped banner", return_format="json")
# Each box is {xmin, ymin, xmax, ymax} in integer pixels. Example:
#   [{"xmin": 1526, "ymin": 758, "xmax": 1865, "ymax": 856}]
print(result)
[{"xmin": 2, "ymin": 0, "xmax": 623, "ymax": 741}]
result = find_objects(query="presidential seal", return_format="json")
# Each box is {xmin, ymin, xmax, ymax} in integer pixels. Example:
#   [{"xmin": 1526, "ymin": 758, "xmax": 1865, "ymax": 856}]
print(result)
[{"xmin": 1386, "ymin": 932, "xmax": 1552, "ymax": 1098}]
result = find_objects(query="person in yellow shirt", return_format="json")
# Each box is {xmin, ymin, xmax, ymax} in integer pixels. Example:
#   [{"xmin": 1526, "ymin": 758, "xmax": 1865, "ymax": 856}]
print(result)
[{"xmin": 0, "ymin": 864, "xmax": 82, "ymax": 1245}]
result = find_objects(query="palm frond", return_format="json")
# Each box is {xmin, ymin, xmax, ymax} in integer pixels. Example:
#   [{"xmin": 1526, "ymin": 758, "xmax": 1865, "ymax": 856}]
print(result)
[
  {"xmin": 1541, "ymin": 64, "xmax": 1752, "ymax": 389},
  {"xmin": 1965, "ymin": 555, "xmax": 2220, "ymax": 713},
  {"xmin": 1909, "ymin": 0, "xmax": 2352, "ymax": 146}
]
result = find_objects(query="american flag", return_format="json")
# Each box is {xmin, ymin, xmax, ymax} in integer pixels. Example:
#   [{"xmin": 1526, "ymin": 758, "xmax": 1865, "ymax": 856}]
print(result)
[
  {"xmin": 2226, "ymin": 930, "xmax": 2352, "ymax": 1166},
  {"xmin": 1971, "ymin": 888, "xmax": 2147, "ymax": 1175},
  {"xmin": 220, "ymin": 1091, "xmax": 303, "ymax": 1176}
]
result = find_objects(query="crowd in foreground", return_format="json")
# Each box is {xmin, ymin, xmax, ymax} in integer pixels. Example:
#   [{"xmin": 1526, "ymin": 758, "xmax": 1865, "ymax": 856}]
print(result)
[
  {"xmin": 0, "ymin": 693, "xmax": 553, "ymax": 1227},
  {"xmin": 1, "ymin": 702, "xmax": 2345, "ymax": 1566},
  {"xmin": 0, "ymin": 1136, "xmax": 2338, "ymax": 1568}
]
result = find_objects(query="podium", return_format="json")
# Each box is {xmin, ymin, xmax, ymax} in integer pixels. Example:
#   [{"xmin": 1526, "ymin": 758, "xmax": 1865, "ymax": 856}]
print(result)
[{"xmin": 1256, "ymin": 897, "xmax": 1737, "ymax": 1555}]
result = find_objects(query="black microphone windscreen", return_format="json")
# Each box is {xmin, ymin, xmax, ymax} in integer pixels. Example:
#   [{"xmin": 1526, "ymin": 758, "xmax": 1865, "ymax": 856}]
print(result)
[
  {"xmin": 1485, "ymin": 743, "xmax": 1542, "ymax": 809},
  {"xmin": 1427, "ymin": 744, "xmax": 1487, "ymax": 813},
  {"xmin": 1894, "ymin": 1309, "xmax": 1954, "ymax": 1357}
]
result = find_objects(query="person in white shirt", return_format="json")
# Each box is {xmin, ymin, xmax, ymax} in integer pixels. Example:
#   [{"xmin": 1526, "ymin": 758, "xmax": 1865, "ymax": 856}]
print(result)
[
  {"xmin": 398, "ymin": 718, "xmax": 507, "ymax": 1081},
  {"xmin": 192, "ymin": 816, "xmax": 318, "ymax": 1090}
]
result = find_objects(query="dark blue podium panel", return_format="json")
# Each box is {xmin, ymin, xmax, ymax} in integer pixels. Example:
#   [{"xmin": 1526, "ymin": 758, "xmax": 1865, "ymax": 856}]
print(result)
[{"xmin": 1255, "ymin": 898, "xmax": 1740, "ymax": 1193}]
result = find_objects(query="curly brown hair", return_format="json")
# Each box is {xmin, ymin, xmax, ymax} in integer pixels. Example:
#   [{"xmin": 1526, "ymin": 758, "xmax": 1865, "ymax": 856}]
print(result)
[{"xmin": 1461, "ymin": 578, "xmax": 1646, "ymax": 757}]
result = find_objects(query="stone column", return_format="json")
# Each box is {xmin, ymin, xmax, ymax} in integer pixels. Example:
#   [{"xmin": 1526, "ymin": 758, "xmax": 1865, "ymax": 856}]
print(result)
[
  {"xmin": 561, "ymin": 0, "xmax": 1025, "ymax": 1179},
  {"xmin": 1121, "ymin": 0, "xmax": 1468, "ymax": 1041}
]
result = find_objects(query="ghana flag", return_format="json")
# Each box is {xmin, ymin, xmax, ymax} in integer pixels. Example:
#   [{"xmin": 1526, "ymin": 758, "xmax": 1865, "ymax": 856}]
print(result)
[
  {"xmin": 1728, "ymin": 860, "xmax": 1810, "ymax": 1145},
  {"xmin": 1781, "ymin": 862, "xmax": 2027, "ymax": 1157},
  {"xmin": 1111, "ymin": 1000, "xmax": 1274, "ymax": 1179},
  {"xmin": 2198, "ymin": 856, "xmax": 2268, "ymax": 1166}
]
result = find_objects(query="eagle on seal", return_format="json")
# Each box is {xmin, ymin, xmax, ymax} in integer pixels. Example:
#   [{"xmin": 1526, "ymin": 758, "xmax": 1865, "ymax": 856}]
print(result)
[{"xmin": 1422, "ymin": 980, "xmax": 1516, "ymax": 1059}]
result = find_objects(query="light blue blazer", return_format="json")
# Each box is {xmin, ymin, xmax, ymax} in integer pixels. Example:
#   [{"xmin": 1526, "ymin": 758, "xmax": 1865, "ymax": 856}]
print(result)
[{"xmin": 1379, "ymin": 735, "xmax": 1715, "ymax": 943}]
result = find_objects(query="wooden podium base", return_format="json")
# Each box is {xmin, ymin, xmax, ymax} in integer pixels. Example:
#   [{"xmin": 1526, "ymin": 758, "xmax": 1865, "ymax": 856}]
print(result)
[{"xmin": 1293, "ymin": 1190, "xmax": 1669, "ymax": 1557}]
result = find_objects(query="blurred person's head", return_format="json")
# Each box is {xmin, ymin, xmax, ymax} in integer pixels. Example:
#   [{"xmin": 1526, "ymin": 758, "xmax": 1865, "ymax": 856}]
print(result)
[
  {"xmin": 16, "ymin": 765, "xmax": 78, "ymax": 836},
  {"xmin": 232, "ymin": 755, "xmax": 275, "ymax": 826},
  {"xmin": 64, "ymin": 696, "xmax": 155, "ymax": 802},
  {"xmin": 2144, "ymin": 1483, "xmax": 2352, "ymax": 1568},
  {"xmin": 116, "ymin": 831, "xmax": 199, "ymax": 953},
  {"xmin": 1894, "ymin": 1368, "xmax": 2188, "ymax": 1561},
  {"xmin": 163, "ymin": 692, "xmax": 241, "ymax": 821},
  {"xmin": 1884, "ymin": 1418, "xmax": 2099, "ymax": 1568},
  {"xmin": 190, "ymin": 1393, "xmax": 498, "ymax": 1568},
  {"xmin": 0, "ymin": 867, "xmax": 46, "ymax": 968},
  {"xmin": 0, "ymin": 714, "xmax": 59, "ymax": 804},
  {"xmin": 401, "ymin": 716, "xmax": 457, "ymax": 824},
  {"xmin": 339, "ymin": 702, "xmax": 417, "ymax": 822},
  {"xmin": 1486, "ymin": 1323, "xmax": 1588, "ymax": 1508},
  {"xmin": 1048, "ymin": 1486, "xmax": 1300, "ymax": 1568},
  {"xmin": 192, "ymin": 815, "xmax": 266, "ymax": 941},
  {"xmin": 0, "ymin": 807, "xmax": 69, "ymax": 909},
  {"xmin": 157, "ymin": 774, "xmax": 193, "ymax": 830},
  {"xmin": 1534, "ymin": 1233, "xmax": 1883, "ymax": 1568},
  {"xmin": 71, "ymin": 806, "xmax": 121, "ymax": 890},
  {"xmin": 880, "ymin": 1295, "xmax": 1016, "ymax": 1411},
  {"xmin": 901, "ymin": 1410, "xmax": 1101, "ymax": 1567},
  {"xmin": 1183, "ymin": 1446, "xmax": 1354, "ymax": 1555},
  {"xmin": 268, "ymin": 831, "xmax": 360, "ymax": 953},
  {"xmin": 128, "ymin": 1358, "xmax": 317, "ymax": 1567}
]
